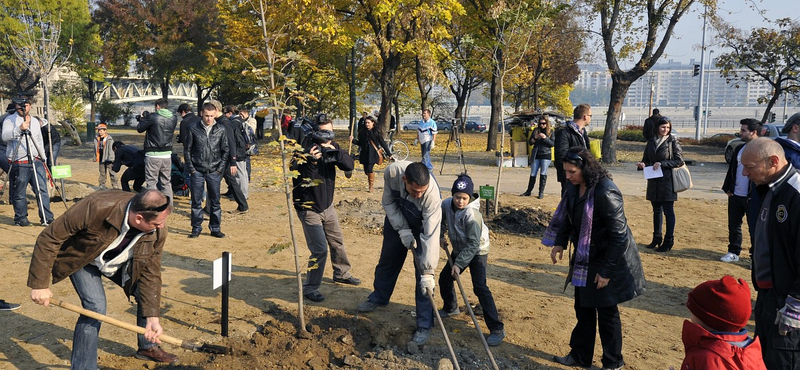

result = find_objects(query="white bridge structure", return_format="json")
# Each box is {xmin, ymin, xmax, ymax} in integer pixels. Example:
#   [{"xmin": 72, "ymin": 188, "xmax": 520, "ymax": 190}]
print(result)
[{"xmin": 96, "ymin": 76, "xmax": 197, "ymax": 103}]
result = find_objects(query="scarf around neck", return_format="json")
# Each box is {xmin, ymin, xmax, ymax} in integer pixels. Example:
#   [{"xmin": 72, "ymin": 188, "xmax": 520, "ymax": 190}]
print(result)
[{"xmin": 543, "ymin": 184, "xmax": 596, "ymax": 287}]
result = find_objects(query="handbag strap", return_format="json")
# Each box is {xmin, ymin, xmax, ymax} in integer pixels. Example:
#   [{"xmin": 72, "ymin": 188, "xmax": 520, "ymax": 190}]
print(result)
[{"xmin": 369, "ymin": 138, "xmax": 381, "ymax": 154}]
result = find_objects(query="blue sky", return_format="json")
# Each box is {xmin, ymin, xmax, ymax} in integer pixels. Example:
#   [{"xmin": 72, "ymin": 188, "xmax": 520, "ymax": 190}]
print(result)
[{"xmin": 662, "ymin": 0, "xmax": 800, "ymax": 63}]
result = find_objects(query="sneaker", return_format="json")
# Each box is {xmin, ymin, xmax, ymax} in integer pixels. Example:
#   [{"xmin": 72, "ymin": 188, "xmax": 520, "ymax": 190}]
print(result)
[
  {"xmin": 356, "ymin": 300, "xmax": 382, "ymax": 313},
  {"xmin": 720, "ymin": 252, "xmax": 740, "ymax": 263},
  {"xmin": 486, "ymin": 329, "xmax": 505, "ymax": 346},
  {"xmin": 438, "ymin": 307, "xmax": 460, "ymax": 318},
  {"xmin": 333, "ymin": 276, "xmax": 362, "ymax": 285},
  {"xmin": 304, "ymin": 290, "xmax": 325, "ymax": 302},
  {"xmin": 0, "ymin": 300, "xmax": 21, "ymax": 311},
  {"xmin": 412, "ymin": 328, "xmax": 431, "ymax": 345},
  {"xmin": 210, "ymin": 231, "xmax": 226, "ymax": 238},
  {"xmin": 134, "ymin": 345, "xmax": 179, "ymax": 364},
  {"xmin": 15, "ymin": 220, "xmax": 31, "ymax": 227}
]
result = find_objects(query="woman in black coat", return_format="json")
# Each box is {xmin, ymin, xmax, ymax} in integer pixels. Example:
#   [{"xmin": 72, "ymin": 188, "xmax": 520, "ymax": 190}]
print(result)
[
  {"xmin": 636, "ymin": 117, "xmax": 684, "ymax": 252},
  {"xmin": 522, "ymin": 117, "xmax": 554, "ymax": 198},
  {"xmin": 355, "ymin": 116, "xmax": 392, "ymax": 192},
  {"xmin": 544, "ymin": 147, "xmax": 646, "ymax": 370}
]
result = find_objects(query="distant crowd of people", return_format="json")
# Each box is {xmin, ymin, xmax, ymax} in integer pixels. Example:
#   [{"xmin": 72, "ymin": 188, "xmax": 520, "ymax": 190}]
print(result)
[{"xmin": 5, "ymin": 92, "xmax": 800, "ymax": 370}]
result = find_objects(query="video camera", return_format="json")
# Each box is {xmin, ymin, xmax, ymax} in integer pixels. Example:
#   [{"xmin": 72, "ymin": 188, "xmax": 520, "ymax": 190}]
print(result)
[
  {"xmin": 299, "ymin": 113, "xmax": 339, "ymax": 163},
  {"xmin": 135, "ymin": 110, "xmax": 151, "ymax": 123}
]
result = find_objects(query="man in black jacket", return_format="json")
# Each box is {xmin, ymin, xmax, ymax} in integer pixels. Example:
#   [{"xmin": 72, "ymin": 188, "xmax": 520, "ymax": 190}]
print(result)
[
  {"xmin": 176, "ymin": 104, "xmax": 200, "ymax": 146},
  {"xmin": 742, "ymin": 137, "xmax": 800, "ymax": 369},
  {"xmin": 291, "ymin": 119, "xmax": 360, "ymax": 303},
  {"xmin": 112, "ymin": 141, "xmax": 146, "ymax": 192},
  {"xmin": 642, "ymin": 108, "xmax": 661, "ymax": 142},
  {"xmin": 720, "ymin": 118, "xmax": 760, "ymax": 263},
  {"xmin": 217, "ymin": 104, "xmax": 248, "ymax": 213},
  {"xmin": 185, "ymin": 103, "xmax": 229, "ymax": 238},
  {"xmin": 554, "ymin": 104, "xmax": 592, "ymax": 196},
  {"xmin": 137, "ymin": 98, "xmax": 178, "ymax": 202},
  {"xmin": 228, "ymin": 106, "xmax": 250, "ymax": 199}
]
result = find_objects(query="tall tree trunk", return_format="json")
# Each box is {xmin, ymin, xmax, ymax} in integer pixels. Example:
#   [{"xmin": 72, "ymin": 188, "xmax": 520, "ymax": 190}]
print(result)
[
  {"xmin": 601, "ymin": 78, "xmax": 633, "ymax": 163},
  {"xmin": 487, "ymin": 63, "xmax": 502, "ymax": 151},
  {"xmin": 378, "ymin": 52, "xmax": 401, "ymax": 134},
  {"xmin": 761, "ymin": 87, "xmax": 782, "ymax": 123},
  {"xmin": 160, "ymin": 76, "xmax": 170, "ymax": 100},
  {"xmin": 415, "ymin": 56, "xmax": 430, "ymax": 112}
]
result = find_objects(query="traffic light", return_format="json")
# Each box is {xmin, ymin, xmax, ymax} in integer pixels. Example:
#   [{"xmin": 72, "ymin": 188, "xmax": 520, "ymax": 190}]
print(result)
[
  {"xmin": 769, "ymin": 112, "xmax": 776, "ymax": 123},
  {"xmin": 692, "ymin": 64, "xmax": 700, "ymax": 77}
]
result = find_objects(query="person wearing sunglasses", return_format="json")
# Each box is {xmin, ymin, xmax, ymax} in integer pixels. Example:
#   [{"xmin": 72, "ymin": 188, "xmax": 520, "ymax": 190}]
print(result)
[
  {"xmin": 554, "ymin": 104, "xmax": 592, "ymax": 196},
  {"xmin": 28, "ymin": 189, "xmax": 178, "ymax": 367},
  {"xmin": 636, "ymin": 116, "xmax": 684, "ymax": 252},
  {"xmin": 523, "ymin": 117, "xmax": 554, "ymax": 198},
  {"xmin": 544, "ymin": 147, "xmax": 645, "ymax": 370}
]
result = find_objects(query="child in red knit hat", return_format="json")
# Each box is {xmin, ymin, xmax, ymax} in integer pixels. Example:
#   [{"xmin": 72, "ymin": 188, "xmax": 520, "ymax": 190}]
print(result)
[{"xmin": 679, "ymin": 275, "xmax": 766, "ymax": 370}]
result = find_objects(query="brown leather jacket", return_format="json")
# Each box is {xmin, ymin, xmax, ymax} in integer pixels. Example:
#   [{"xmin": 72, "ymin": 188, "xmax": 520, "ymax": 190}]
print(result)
[{"xmin": 27, "ymin": 190, "xmax": 167, "ymax": 317}]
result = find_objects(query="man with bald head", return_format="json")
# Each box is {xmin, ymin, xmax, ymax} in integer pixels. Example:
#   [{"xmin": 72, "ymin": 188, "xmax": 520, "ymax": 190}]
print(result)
[{"xmin": 741, "ymin": 137, "xmax": 800, "ymax": 369}]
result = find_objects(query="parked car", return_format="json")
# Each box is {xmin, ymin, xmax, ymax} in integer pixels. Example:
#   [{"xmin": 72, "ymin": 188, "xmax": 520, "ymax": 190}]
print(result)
[
  {"xmin": 436, "ymin": 120, "xmax": 453, "ymax": 131},
  {"xmin": 403, "ymin": 120, "xmax": 421, "ymax": 131},
  {"xmin": 724, "ymin": 123, "xmax": 785, "ymax": 163},
  {"xmin": 465, "ymin": 121, "xmax": 487, "ymax": 132}
]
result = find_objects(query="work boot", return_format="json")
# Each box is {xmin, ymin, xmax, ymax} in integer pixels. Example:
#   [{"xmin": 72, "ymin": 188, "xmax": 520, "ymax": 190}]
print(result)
[
  {"xmin": 486, "ymin": 329, "xmax": 505, "ymax": 346},
  {"xmin": 521, "ymin": 176, "xmax": 536, "ymax": 196},
  {"xmin": 367, "ymin": 172, "xmax": 375, "ymax": 193},
  {"xmin": 645, "ymin": 234, "xmax": 662, "ymax": 249},
  {"xmin": 412, "ymin": 328, "xmax": 431, "ymax": 345},
  {"xmin": 655, "ymin": 236, "xmax": 674, "ymax": 252},
  {"xmin": 135, "ymin": 346, "xmax": 179, "ymax": 364},
  {"xmin": 538, "ymin": 175, "xmax": 547, "ymax": 199}
]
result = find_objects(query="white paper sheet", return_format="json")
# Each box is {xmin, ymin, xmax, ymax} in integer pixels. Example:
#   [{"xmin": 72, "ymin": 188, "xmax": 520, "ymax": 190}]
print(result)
[{"xmin": 643, "ymin": 166, "xmax": 663, "ymax": 179}]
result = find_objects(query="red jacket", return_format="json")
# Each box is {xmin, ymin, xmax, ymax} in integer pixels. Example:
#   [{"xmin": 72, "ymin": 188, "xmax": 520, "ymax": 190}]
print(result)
[{"xmin": 681, "ymin": 320, "xmax": 766, "ymax": 370}]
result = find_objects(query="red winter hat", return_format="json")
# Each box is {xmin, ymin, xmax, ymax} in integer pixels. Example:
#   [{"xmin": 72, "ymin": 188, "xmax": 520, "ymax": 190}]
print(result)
[{"xmin": 687, "ymin": 275, "xmax": 752, "ymax": 332}]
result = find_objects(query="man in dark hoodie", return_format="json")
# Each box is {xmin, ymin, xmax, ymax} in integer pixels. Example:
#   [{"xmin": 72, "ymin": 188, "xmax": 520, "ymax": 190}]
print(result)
[
  {"xmin": 137, "ymin": 98, "xmax": 177, "ymax": 202},
  {"xmin": 290, "ymin": 119, "xmax": 360, "ymax": 303},
  {"xmin": 776, "ymin": 112, "xmax": 800, "ymax": 169}
]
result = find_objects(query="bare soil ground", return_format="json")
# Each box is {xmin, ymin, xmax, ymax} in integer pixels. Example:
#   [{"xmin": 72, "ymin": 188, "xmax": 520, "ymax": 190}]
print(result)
[{"xmin": 0, "ymin": 128, "xmax": 752, "ymax": 370}]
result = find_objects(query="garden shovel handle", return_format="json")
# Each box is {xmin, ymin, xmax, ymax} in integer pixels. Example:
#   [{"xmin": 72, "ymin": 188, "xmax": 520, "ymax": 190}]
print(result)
[{"xmin": 50, "ymin": 298, "xmax": 201, "ymax": 351}]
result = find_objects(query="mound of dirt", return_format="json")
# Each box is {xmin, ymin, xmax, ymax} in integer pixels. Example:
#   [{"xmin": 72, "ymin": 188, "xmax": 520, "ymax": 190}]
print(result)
[
  {"xmin": 337, "ymin": 198, "xmax": 385, "ymax": 233},
  {"xmin": 488, "ymin": 206, "xmax": 552, "ymax": 236}
]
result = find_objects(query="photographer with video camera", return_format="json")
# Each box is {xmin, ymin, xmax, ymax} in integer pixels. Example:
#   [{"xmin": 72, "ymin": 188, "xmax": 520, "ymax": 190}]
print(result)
[
  {"xmin": 290, "ymin": 115, "xmax": 360, "ymax": 303},
  {"xmin": 2, "ymin": 95, "xmax": 54, "ymax": 226}
]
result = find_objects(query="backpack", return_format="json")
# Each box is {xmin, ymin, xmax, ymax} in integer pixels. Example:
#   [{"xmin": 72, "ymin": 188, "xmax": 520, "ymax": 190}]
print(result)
[{"xmin": 244, "ymin": 124, "xmax": 258, "ymax": 156}]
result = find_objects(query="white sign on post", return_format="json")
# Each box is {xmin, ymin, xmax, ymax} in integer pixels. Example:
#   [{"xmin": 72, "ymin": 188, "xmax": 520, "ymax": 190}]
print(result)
[{"xmin": 213, "ymin": 255, "xmax": 232, "ymax": 289}]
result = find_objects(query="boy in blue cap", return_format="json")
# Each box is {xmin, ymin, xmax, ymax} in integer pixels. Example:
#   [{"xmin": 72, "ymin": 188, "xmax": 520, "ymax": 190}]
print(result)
[{"xmin": 438, "ymin": 174, "xmax": 505, "ymax": 346}]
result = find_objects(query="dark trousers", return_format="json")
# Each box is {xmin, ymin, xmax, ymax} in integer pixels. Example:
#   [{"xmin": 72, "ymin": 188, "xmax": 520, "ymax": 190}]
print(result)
[
  {"xmin": 727, "ymin": 195, "xmax": 748, "ymax": 255},
  {"xmin": 569, "ymin": 289, "xmax": 624, "ymax": 369},
  {"xmin": 367, "ymin": 217, "xmax": 434, "ymax": 330},
  {"xmin": 438, "ymin": 254, "xmax": 503, "ymax": 332},
  {"xmin": 755, "ymin": 288, "xmax": 800, "ymax": 370},
  {"xmin": 120, "ymin": 166, "xmax": 145, "ymax": 192},
  {"xmin": 223, "ymin": 166, "xmax": 248, "ymax": 210},
  {"xmin": 651, "ymin": 201, "xmax": 675, "ymax": 239},
  {"xmin": 190, "ymin": 171, "xmax": 222, "ymax": 232}
]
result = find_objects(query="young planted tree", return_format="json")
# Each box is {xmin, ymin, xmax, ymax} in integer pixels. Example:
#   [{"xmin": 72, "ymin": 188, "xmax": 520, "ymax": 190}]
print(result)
[{"xmin": 715, "ymin": 18, "xmax": 800, "ymax": 123}]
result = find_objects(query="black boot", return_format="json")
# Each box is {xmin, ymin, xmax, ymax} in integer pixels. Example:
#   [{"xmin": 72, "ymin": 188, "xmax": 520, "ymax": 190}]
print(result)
[
  {"xmin": 538, "ymin": 175, "xmax": 547, "ymax": 199},
  {"xmin": 521, "ymin": 176, "xmax": 536, "ymax": 196},
  {"xmin": 655, "ymin": 236, "xmax": 674, "ymax": 252},
  {"xmin": 645, "ymin": 234, "xmax": 661, "ymax": 249}
]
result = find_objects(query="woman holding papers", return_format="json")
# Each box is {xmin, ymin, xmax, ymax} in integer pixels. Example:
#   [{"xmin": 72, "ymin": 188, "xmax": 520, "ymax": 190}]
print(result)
[{"xmin": 636, "ymin": 117, "xmax": 685, "ymax": 252}]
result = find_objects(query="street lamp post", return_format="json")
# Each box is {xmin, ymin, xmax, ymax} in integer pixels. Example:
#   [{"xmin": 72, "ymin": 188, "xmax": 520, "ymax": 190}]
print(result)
[{"xmin": 703, "ymin": 50, "xmax": 714, "ymax": 135}]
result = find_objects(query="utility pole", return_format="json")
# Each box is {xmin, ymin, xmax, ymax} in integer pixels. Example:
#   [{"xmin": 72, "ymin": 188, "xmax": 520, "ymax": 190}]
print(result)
[
  {"xmin": 648, "ymin": 73, "xmax": 655, "ymax": 116},
  {"xmin": 703, "ymin": 50, "xmax": 714, "ymax": 135},
  {"xmin": 694, "ymin": 4, "xmax": 708, "ymax": 140}
]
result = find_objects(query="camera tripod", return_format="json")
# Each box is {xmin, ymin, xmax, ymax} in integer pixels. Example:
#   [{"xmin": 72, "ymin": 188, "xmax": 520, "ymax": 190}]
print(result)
[
  {"xmin": 439, "ymin": 124, "xmax": 467, "ymax": 175},
  {"xmin": 6, "ymin": 128, "xmax": 54, "ymax": 225}
]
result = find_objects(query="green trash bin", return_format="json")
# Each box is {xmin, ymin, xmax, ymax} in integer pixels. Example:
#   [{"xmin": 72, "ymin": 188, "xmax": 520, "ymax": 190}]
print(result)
[{"xmin": 86, "ymin": 121, "xmax": 96, "ymax": 143}]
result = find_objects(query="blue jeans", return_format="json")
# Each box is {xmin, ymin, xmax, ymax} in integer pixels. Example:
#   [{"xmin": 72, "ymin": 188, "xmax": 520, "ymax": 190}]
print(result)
[
  {"xmin": 420, "ymin": 141, "xmax": 433, "ymax": 171},
  {"xmin": 530, "ymin": 159, "xmax": 551, "ymax": 176},
  {"xmin": 367, "ymin": 217, "xmax": 434, "ymax": 330},
  {"xmin": 439, "ymin": 254, "xmax": 503, "ymax": 332},
  {"xmin": 9, "ymin": 160, "xmax": 53, "ymax": 224},
  {"xmin": 190, "ymin": 171, "xmax": 222, "ymax": 233},
  {"xmin": 69, "ymin": 265, "xmax": 153, "ymax": 370}
]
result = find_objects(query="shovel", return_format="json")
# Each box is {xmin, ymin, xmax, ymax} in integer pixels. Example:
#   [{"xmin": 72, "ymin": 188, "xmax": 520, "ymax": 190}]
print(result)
[{"xmin": 51, "ymin": 298, "xmax": 230, "ymax": 354}]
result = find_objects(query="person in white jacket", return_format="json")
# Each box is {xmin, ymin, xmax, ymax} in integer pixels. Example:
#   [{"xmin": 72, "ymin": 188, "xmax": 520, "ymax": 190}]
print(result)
[
  {"xmin": 356, "ymin": 161, "xmax": 442, "ymax": 345},
  {"xmin": 437, "ymin": 174, "xmax": 505, "ymax": 346}
]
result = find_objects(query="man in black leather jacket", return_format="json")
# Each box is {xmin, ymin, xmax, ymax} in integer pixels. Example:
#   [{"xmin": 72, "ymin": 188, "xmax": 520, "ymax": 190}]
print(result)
[
  {"xmin": 554, "ymin": 104, "xmax": 592, "ymax": 196},
  {"xmin": 112, "ymin": 141, "xmax": 146, "ymax": 192},
  {"xmin": 137, "ymin": 98, "xmax": 178, "ymax": 202},
  {"xmin": 184, "ymin": 103, "xmax": 229, "ymax": 238}
]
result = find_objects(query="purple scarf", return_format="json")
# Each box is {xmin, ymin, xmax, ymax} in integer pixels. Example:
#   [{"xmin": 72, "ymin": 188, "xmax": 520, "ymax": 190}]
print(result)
[{"xmin": 543, "ymin": 185, "xmax": 595, "ymax": 287}]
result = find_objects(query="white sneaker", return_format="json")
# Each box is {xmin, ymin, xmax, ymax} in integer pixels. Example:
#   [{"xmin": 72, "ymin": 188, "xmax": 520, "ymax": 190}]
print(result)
[{"xmin": 720, "ymin": 252, "xmax": 740, "ymax": 263}]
